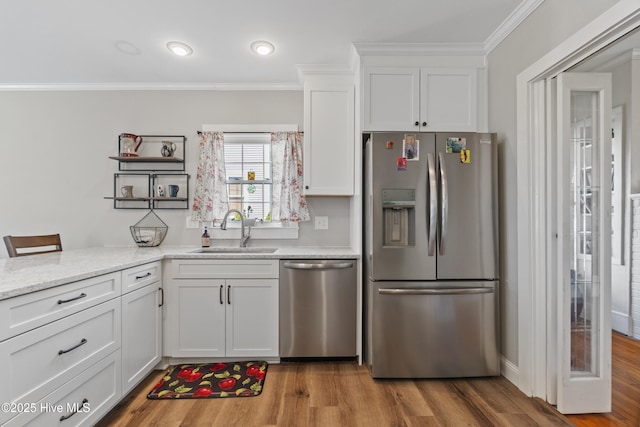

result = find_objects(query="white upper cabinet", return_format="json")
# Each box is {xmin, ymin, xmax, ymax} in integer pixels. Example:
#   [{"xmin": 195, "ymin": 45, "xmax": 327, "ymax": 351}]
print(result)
[
  {"xmin": 303, "ymin": 74, "xmax": 355, "ymax": 196},
  {"xmin": 363, "ymin": 67, "xmax": 478, "ymax": 132}
]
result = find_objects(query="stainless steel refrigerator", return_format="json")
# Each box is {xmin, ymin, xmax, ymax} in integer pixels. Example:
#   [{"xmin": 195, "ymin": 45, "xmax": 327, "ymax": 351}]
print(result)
[{"xmin": 364, "ymin": 132, "xmax": 499, "ymax": 378}]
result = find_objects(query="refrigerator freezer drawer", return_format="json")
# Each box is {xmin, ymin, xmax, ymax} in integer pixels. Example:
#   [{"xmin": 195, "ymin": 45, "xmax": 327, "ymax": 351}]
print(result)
[{"xmin": 367, "ymin": 280, "xmax": 499, "ymax": 378}]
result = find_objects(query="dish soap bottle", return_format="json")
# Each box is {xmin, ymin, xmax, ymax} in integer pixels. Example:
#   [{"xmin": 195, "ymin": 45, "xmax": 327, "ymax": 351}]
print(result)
[{"xmin": 201, "ymin": 226, "xmax": 210, "ymax": 248}]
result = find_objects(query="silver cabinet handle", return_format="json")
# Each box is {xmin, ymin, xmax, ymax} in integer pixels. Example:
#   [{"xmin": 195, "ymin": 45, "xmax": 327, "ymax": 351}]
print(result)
[
  {"xmin": 283, "ymin": 261, "xmax": 353, "ymax": 270},
  {"xmin": 438, "ymin": 152, "xmax": 449, "ymax": 256},
  {"xmin": 427, "ymin": 153, "xmax": 437, "ymax": 256},
  {"xmin": 379, "ymin": 288, "xmax": 493, "ymax": 295}
]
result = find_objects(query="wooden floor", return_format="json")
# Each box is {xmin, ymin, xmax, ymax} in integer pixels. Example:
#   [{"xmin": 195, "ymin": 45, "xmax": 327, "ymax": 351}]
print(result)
[
  {"xmin": 566, "ymin": 332, "xmax": 640, "ymax": 427},
  {"xmin": 98, "ymin": 332, "xmax": 640, "ymax": 426},
  {"xmin": 98, "ymin": 362, "xmax": 573, "ymax": 427}
]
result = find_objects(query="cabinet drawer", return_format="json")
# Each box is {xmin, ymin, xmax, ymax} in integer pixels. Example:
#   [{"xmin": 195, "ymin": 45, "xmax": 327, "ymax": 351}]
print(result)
[
  {"xmin": 0, "ymin": 298, "xmax": 121, "ymax": 423},
  {"xmin": 5, "ymin": 351, "xmax": 121, "ymax": 427},
  {"xmin": 172, "ymin": 259, "xmax": 279, "ymax": 279},
  {"xmin": 122, "ymin": 261, "xmax": 161, "ymax": 294},
  {"xmin": 0, "ymin": 272, "xmax": 121, "ymax": 341}
]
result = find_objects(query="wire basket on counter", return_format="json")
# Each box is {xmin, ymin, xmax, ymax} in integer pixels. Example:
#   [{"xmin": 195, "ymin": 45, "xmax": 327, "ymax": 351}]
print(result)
[{"xmin": 130, "ymin": 210, "xmax": 168, "ymax": 247}]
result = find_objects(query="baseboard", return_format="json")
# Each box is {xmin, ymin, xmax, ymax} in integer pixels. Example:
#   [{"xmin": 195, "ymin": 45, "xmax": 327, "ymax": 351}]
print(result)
[
  {"xmin": 501, "ymin": 355, "xmax": 525, "ymax": 393},
  {"xmin": 611, "ymin": 310, "xmax": 630, "ymax": 335}
]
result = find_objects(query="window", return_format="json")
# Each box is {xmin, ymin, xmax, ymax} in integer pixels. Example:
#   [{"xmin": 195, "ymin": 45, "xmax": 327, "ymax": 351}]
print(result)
[{"xmin": 223, "ymin": 133, "xmax": 272, "ymax": 222}]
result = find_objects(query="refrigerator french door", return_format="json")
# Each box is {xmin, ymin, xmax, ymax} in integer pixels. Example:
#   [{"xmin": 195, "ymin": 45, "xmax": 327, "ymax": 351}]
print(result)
[{"xmin": 364, "ymin": 132, "xmax": 499, "ymax": 378}]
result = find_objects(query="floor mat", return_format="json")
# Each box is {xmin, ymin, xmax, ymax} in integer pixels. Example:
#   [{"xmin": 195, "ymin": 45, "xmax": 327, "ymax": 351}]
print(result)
[{"xmin": 147, "ymin": 361, "xmax": 268, "ymax": 399}]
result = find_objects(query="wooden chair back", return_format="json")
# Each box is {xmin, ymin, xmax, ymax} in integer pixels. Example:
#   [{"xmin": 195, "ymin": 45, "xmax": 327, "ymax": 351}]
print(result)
[{"xmin": 3, "ymin": 234, "xmax": 63, "ymax": 257}]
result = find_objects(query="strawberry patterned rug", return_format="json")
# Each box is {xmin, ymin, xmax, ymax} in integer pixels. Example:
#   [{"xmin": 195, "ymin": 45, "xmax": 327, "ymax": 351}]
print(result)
[{"xmin": 147, "ymin": 361, "xmax": 268, "ymax": 399}]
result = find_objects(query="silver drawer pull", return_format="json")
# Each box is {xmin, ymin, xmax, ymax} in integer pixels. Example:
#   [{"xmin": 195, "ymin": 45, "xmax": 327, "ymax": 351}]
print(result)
[
  {"xmin": 135, "ymin": 272, "xmax": 152, "ymax": 280},
  {"xmin": 379, "ymin": 288, "xmax": 493, "ymax": 296},
  {"xmin": 57, "ymin": 293, "xmax": 87, "ymax": 305},
  {"xmin": 283, "ymin": 262, "xmax": 353, "ymax": 270},
  {"xmin": 59, "ymin": 398, "xmax": 88, "ymax": 421},
  {"xmin": 58, "ymin": 338, "xmax": 88, "ymax": 355}
]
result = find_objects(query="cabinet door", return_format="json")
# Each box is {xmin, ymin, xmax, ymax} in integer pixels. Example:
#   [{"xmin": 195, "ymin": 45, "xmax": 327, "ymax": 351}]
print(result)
[
  {"xmin": 121, "ymin": 284, "xmax": 162, "ymax": 394},
  {"xmin": 225, "ymin": 279, "xmax": 279, "ymax": 357},
  {"xmin": 420, "ymin": 68, "xmax": 477, "ymax": 131},
  {"xmin": 363, "ymin": 67, "xmax": 420, "ymax": 131},
  {"xmin": 303, "ymin": 81, "xmax": 355, "ymax": 195},
  {"xmin": 170, "ymin": 279, "xmax": 226, "ymax": 357}
]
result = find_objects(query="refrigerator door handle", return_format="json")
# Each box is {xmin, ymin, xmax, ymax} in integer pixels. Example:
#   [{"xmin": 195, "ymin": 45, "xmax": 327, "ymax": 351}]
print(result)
[
  {"xmin": 438, "ymin": 152, "xmax": 449, "ymax": 255},
  {"xmin": 379, "ymin": 288, "xmax": 493, "ymax": 296},
  {"xmin": 427, "ymin": 153, "xmax": 437, "ymax": 256}
]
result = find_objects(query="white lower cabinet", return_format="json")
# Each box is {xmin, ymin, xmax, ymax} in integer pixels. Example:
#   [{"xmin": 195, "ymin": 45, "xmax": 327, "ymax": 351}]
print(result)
[
  {"xmin": 0, "ymin": 260, "xmax": 163, "ymax": 427},
  {"xmin": 121, "ymin": 283, "xmax": 162, "ymax": 394},
  {"xmin": 226, "ymin": 279, "xmax": 278, "ymax": 357},
  {"xmin": 166, "ymin": 259, "xmax": 279, "ymax": 359},
  {"xmin": 5, "ymin": 351, "xmax": 121, "ymax": 427},
  {"xmin": 0, "ymin": 298, "xmax": 121, "ymax": 425}
]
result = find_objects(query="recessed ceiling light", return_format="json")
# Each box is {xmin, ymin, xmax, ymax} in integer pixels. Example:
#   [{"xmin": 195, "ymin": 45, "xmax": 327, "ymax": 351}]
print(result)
[
  {"xmin": 114, "ymin": 41, "xmax": 141, "ymax": 55},
  {"xmin": 167, "ymin": 41, "xmax": 193, "ymax": 56},
  {"xmin": 250, "ymin": 41, "xmax": 275, "ymax": 56}
]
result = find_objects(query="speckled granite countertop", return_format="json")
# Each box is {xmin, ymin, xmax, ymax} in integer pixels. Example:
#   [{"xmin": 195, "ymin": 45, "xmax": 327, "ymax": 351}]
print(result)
[{"xmin": 0, "ymin": 246, "xmax": 359, "ymax": 301}]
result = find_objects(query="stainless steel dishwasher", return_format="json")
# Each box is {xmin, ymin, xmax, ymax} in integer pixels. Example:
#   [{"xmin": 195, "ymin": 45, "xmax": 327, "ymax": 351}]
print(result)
[{"xmin": 279, "ymin": 259, "xmax": 357, "ymax": 358}]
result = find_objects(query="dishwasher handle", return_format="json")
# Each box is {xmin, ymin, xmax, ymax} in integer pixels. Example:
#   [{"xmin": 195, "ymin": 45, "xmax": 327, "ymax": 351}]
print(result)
[
  {"xmin": 379, "ymin": 287, "xmax": 493, "ymax": 296},
  {"xmin": 282, "ymin": 261, "xmax": 354, "ymax": 270}
]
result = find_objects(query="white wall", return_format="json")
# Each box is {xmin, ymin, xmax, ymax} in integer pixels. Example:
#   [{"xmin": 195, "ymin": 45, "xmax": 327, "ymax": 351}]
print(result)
[
  {"xmin": 0, "ymin": 90, "xmax": 351, "ymax": 258},
  {"xmin": 487, "ymin": 0, "xmax": 620, "ymax": 364},
  {"xmin": 611, "ymin": 60, "xmax": 632, "ymax": 333}
]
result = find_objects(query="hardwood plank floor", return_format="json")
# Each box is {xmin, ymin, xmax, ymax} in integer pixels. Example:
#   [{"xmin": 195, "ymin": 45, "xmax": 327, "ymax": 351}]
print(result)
[
  {"xmin": 98, "ymin": 362, "xmax": 573, "ymax": 427},
  {"xmin": 567, "ymin": 332, "xmax": 640, "ymax": 427},
  {"xmin": 97, "ymin": 332, "xmax": 640, "ymax": 426}
]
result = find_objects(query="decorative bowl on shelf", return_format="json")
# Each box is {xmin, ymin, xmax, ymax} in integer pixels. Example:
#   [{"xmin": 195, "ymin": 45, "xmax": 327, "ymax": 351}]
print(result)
[{"xmin": 130, "ymin": 210, "xmax": 168, "ymax": 247}]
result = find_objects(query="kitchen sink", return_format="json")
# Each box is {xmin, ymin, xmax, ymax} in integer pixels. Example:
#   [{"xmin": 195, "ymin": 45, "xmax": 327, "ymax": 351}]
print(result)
[{"xmin": 190, "ymin": 247, "xmax": 277, "ymax": 254}]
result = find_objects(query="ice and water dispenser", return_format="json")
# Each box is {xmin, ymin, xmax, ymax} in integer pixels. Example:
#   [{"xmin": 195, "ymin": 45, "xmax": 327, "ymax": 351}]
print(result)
[{"xmin": 382, "ymin": 189, "xmax": 415, "ymax": 247}]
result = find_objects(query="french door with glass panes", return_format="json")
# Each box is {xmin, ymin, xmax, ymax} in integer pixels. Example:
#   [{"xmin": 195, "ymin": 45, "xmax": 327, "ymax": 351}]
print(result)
[{"xmin": 556, "ymin": 72, "xmax": 611, "ymax": 414}]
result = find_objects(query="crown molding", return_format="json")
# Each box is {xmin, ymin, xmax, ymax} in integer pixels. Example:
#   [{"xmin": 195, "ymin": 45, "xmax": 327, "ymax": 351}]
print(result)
[
  {"xmin": 296, "ymin": 64, "xmax": 354, "ymax": 75},
  {"xmin": 0, "ymin": 82, "xmax": 303, "ymax": 91},
  {"xmin": 353, "ymin": 42, "xmax": 486, "ymax": 56},
  {"xmin": 484, "ymin": 0, "xmax": 544, "ymax": 53}
]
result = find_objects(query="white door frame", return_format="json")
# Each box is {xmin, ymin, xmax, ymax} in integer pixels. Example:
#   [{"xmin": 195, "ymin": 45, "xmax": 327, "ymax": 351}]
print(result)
[{"xmin": 515, "ymin": 0, "xmax": 640, "ymax": 399}]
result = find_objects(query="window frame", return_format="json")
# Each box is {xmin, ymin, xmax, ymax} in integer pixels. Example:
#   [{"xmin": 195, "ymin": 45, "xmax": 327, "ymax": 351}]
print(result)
[{"xmin": 200, "ymin": 124, "xmax": 301, "ymax": 240}]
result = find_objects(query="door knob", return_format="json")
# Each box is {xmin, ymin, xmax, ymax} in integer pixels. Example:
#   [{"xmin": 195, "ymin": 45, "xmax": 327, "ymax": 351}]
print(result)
[
  {"xmin": 414, "ymin": 121, "xmax": 419, "ymax": 126},
  {"xmin": 422, "ymin": 122, "xmax": 427, "ymax": 127}
]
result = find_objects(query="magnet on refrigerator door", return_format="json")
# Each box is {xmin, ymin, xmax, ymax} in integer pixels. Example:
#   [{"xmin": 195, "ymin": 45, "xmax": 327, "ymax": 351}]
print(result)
[
  {"xmin": 460, "ymin": 149, "xmax": 470, "ymax": 164},
  {"xmin": 397, "ymin": 157, "xmax": 407, "ymax": 170},
  {"xmin": 446, "ymin": 137, "xmax": 466, "ymax": 153},
  {"xmin": 403, "ymin": 134, "xmax": 419, "ymax": 160}
]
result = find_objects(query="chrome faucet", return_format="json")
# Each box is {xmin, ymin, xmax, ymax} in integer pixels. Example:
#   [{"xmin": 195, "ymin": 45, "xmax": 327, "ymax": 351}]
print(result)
[{"xmin": 220, "ymin": 209, "xmax": 251, "ymax": 247}]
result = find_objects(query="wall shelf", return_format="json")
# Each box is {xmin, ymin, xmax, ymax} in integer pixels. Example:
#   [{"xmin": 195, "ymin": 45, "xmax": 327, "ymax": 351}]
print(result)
[
  {"xmin": 113, "ymin": 135, "xmax": 186, "ymax": 171},
  {"xmin": 106, "ymin": 135, "xmax": 190, "ymax": 209},
  {"xmin": 109, "ymin": 156, "xmax": 184, "ymax": 163}
]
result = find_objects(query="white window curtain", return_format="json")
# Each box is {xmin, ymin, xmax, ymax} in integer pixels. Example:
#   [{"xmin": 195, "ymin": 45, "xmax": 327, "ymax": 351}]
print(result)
[
  {"xmin": 191, "ymin": 131, "xmax": 229, "ymax": 222},
  {"xmin": 271, "ymin": 131, "xmax": 310, "ymax": 222}
]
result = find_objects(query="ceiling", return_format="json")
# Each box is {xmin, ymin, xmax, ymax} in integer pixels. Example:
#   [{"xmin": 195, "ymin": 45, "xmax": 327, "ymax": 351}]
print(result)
[{"xmin": 1, "ymin": 0, "xmax": 531, "ymax": 89}]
